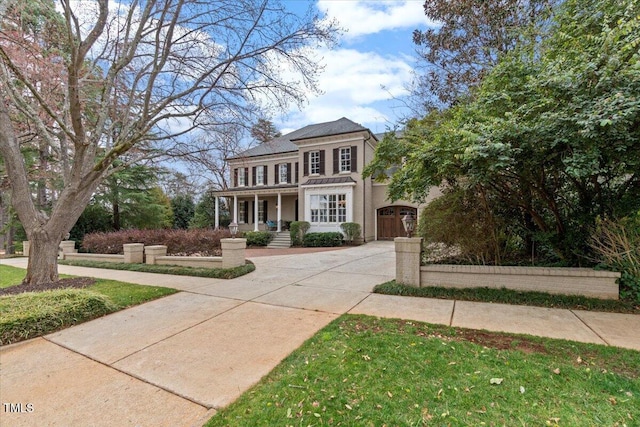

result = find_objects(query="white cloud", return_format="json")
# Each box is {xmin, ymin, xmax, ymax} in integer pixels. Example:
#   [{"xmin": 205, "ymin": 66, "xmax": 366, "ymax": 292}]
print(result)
[
  {"xmin": 278, "ymin": 48, "xmax": 413, "ymax": 133},
  {"xmin": 318, "ymin": 0, "xmax": 436, "ymax": 40}
]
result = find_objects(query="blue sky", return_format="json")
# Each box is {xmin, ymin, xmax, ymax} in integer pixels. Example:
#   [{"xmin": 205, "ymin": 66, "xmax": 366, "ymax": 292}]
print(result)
[{"xmin": 275, "ymin": 0, "xmax": 437, "ymax": 135}]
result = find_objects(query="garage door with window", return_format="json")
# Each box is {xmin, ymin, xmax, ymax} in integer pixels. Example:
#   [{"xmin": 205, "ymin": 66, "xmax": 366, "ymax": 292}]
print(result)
[{"xmin": 377, "ymin": 206, "xmax": 417, "ymax": 240}]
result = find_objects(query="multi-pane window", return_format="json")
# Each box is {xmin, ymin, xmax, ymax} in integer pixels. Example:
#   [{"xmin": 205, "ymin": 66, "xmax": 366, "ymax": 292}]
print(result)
[
  {"xmin": 238, "ymin": 168, "xmax": 246, "ymax": 186},
  {"xmin": 279, "ymin": 164, "xmax": 288, "ymax": 184},
  {"xmin": 310, "ymin": 151, "xmax": 320, "ymax": 175},
  {"xmin": 256, "ymin": 166, "xmax": 264, "ymax": 185},
  {"xmin": 258, "ymin": 200, "xmax": 266, "ymax": 223},
  {"xmin": 238, "ymin": 202, "xmax": 246, "ymax": 223},
  {"xmin": 340, "ymin": 147, "xmax": 351, "ymax": 172},
  {"xmin": 310, "ymin": 194, "xmax": 346, "ymax": 223}
]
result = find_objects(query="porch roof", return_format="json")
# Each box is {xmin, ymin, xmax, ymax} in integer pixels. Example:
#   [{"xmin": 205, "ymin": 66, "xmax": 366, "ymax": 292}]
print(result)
[{"xmin": 213, "ymin": 184, "xmax": 299, "ymax": 197}]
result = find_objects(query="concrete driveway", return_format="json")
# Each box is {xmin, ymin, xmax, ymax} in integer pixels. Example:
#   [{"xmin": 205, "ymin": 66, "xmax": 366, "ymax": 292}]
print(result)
[{"xmin": 1, "ymin": 241, "xmax": 639, "ymax": 426}]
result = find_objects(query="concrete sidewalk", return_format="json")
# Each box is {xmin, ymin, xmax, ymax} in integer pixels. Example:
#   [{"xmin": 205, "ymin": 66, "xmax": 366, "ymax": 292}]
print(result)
[{"xmin": 1, "ymin": 242, "xmax": 639, "ymax": 426}]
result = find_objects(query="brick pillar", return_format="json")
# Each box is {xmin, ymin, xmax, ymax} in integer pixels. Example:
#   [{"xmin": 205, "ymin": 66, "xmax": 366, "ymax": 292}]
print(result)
[
  {"xmin": 145, "ymin": 245, "xmax": 167, "ymax": 265},
  {"xmin": 221, "ymin": 238, "xmax": 247, "ymax": 268},
  {"xmin": 59, "ymin": 240, "xmax": 77, "ymax": 260},
  {"xmin": 123, "ymin": 243, "xmax": 144, "ymax": 263},
  {"xmin": 395, "ymin": 237, "xmax": 423, "ymax": 287},
  {"xmin": 23, "ymin": 241, "xmax": 30, "ymax": 257}
]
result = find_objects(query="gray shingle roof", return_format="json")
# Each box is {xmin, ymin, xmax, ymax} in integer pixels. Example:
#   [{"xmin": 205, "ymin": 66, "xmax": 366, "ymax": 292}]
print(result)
[{"xmin": 229, "ymin": 117, "xmax": 369, "ymax": 159}]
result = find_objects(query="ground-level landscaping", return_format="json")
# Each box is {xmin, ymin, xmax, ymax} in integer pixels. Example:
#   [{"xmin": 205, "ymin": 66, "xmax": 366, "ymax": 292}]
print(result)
[
  {"xmin": 374, "ymin": 281, "xmax": 640, "ymax": 314},
  {"xmin": 205, "ymin": 314, "xmax": 639, "ymax": 426},
  {"xmin": 59, "ymin": 258, "xmax": 255, "ymax": 279},
  {"xmin": 0, "ymin": 265, "xmax": 177, "ymax": 345}
]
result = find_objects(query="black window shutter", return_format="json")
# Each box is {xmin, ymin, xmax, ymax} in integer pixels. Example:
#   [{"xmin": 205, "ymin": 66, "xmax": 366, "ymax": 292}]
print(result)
[
  {"xmin": 351, "ymin": 146, "xmax": 358, "ymax": 172},
  {"xmin": 264, "ymin": 166, "xmax": 268, "ymax": 185},
  {"xmin": 333, "ymin": 148, "xmax": 339, "ymax": 174},
  {"xmin": 295, "ymin": 162, "xmax": 299, "ymax": 183},
  {"xmin": 286, "ymin": 163, "xmax": 292, "ymax": 183},
  {"xmin": 233, "ymin": 168, "xmax": 238, "ymax": 187},
  {"xmin": 274, "ymin": 164, "xmax": 278, "ymax": 183},
  {"xmin": 251, "ymin": 201, "xmax": 254, "ymax": 224},
  {"xmin": 303, "ymin": 152, "xmax": 309, "ymax": 176},
  {"xmin": 263, "ymin": 200, "xmax": 268, "ymax": 222},
  {"xmin": 252, "ymin": 166, "xmax": 256, "ymax": 185},
  {"xmin": 319, "ymin": 150, "xmax": 325, "ymax": 175},
  {"xmin": 244, "ymin": 168, "xmax": 249, "ymax": 185},
  {"xmin": 243, "ymin": 201, "xmax": 248, "ymax": 223}
]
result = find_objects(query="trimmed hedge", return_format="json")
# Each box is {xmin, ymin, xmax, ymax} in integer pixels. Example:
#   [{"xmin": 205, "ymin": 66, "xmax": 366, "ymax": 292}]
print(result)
[
  {"xmin": 340, "ymin": 222, "xmax": 361, "ymax": 243},
  {"xmin": 81, "ymin": 228, "xmax": 231, "ymax": 255},
  {"xmin": 0, "ymin": 289, "xmax": 117, "ymax": 345},
  {"xmin": 242, "ymin": 231, "xmax": 273, "ymax": 247},
  {"xmin": 290, "ymin": 221, "xmax": 311, "ymax": 246},
  {"xmin": 303, "ymin": 232, "xmax": 344, "ymax": 247}
]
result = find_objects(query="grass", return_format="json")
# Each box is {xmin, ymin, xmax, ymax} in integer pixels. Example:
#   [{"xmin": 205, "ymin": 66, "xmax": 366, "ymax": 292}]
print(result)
[
  {"xmin": 59, "ymin": 259, "xmax": 255, "ymax": 279},
  {"xmin": 205, "ymin": 314, "xmax": 640, "ymax": 426},
  {"xmin": 374, "ymin": 280, "xmax": 640, "ymax": 314},
  {"xmin": 0, "ymin": 265, "xmax": 177, "ymax": 345}
]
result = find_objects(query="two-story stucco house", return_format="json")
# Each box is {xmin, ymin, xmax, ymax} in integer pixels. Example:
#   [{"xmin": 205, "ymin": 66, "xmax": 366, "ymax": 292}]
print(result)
[{"xmin": 212, "ymin": 117, "xmax": 438, "ymax": 242}]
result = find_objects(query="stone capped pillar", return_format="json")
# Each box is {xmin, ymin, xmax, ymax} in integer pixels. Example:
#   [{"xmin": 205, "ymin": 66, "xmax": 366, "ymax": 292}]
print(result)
[
  {"xmin": 395, "ymin": 237, "xmax": 423, "ymax": 287},
  {"xmin": 58, "ymin": 240, "xmax": 78, "ymax": 260},
  {"xmin": 123, "ymin": 243, "xmax": 144, "ymax": 264},
  {"xmin": 221, "ymin": 238, "xmax": 247, "ymax": 268},
  {"xmin": 145, "ymin": 245, "xmax": 168, "ymax": 265}
]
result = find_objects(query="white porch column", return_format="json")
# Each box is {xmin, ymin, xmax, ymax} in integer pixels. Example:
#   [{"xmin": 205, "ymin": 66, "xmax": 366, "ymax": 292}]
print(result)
[
  {"xmin": 254, "ymin": 194, "xmax": 259, "ymax": 231},
  {"xmin": 233, "ymin": 195, "xmax": 238, "ymax": 224},
  {"xmin": 214, "ymin": 196, "xmax": 220, "ymax": 228},
  {"xmin": 277, "ymin": 193, "xmax": 282, "ymax": 232}
]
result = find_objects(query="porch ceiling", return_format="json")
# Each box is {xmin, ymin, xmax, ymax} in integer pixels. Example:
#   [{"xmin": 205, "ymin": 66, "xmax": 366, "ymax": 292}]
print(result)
[{"xmin": 214, "ymin": 185, "xmax": 299, "ymax": 197}]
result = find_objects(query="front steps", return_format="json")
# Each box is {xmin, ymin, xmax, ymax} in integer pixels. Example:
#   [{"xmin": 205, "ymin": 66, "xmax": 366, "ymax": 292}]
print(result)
[{"xmin": 267, "ymin": 231, "xmax": 292, "ymax": 248}]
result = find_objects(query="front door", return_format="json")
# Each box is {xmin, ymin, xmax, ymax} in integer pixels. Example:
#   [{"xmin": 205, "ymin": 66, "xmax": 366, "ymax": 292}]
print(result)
[{"xmin": 377, "ymin": 206, "xmax": 417, "ymax": 240}]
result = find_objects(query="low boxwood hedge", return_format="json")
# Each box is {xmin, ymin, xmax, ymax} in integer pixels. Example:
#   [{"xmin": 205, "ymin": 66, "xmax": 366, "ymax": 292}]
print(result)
[{"xmin": 303, "ymin": 232, "xmax": 343, "ymax": 247}]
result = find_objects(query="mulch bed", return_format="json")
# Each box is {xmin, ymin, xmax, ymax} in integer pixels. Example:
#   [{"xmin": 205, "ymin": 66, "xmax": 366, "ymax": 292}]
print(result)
[{"xmin": 0, "ymin": 277, "xmax": 96, "ymax": 296}]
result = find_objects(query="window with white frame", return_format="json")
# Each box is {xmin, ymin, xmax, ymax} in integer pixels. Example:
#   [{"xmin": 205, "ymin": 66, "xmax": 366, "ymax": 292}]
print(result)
[
  {"xmin": 310, "ymin": 151, "xmax": 320, "ymax": 175},
  {"xmin": 256, "ymin": 166, "xmax": 264, "ymax": 185},
  {"xmin": 238, "ymin": 167, "xmax": 246, "ymax": 187},
  {"xmin": 238, "ymin": 202, "xmax": 247, "ymax": 223},
  {"xmin": 258, "ymin": 200, "xmax": 266, "ymax": 223},
  {"xmin": 310, "ymin": 194, "xmax": 346, "ymax": 223},
  {"xmin": 279, "ymin": 164, "xmax": 288, "ymax": 184},
  {"xmin": 340, "ymin": 147, "xmax": 351, "ymax": 172}
]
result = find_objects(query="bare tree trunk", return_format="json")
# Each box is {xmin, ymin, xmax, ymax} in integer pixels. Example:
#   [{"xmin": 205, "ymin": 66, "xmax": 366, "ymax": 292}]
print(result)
[{"xmin": 23, "ymin": 230, "xmax": 60, "ymax": 284}]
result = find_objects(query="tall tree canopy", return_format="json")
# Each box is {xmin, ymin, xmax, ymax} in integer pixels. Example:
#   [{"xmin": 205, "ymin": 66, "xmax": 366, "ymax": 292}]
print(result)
[
  {"xmin": 412, "ymin": 0, "xmax": 555, "ymax": 108},
  {"xmin": 0, "ymin": 0, "xmax": 338, "ymax": 284},
  {"xmin": 368, "ymin": 0, "xmax": 640, "ymax": 264}
]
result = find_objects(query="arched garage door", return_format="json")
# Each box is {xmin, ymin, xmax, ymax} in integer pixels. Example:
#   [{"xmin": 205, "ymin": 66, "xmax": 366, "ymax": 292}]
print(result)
[{"xmin": 377, "ymin": 206, "xmax": 417, "ymax": 240}]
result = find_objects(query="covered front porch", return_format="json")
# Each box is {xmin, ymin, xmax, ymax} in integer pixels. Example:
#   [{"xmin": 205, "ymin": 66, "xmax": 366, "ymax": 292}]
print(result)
[{"xmin": 213, "ymin": 186, "xmax": 299, "ymax": 233}]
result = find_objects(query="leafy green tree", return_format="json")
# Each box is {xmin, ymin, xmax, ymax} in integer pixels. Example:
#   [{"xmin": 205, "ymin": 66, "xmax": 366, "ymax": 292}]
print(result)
[
  {"xmin": 369, "ymin": 0, "xmax": 640, "ymax": 264},
  {"xmin": 171, "ymin": 194, "xmax": 195, "ymax": 229},
  {"xmin": 124, "ymin": 187, "xmax": 173, "ymax": 230},
  {"xmin": 190, "ymin": 190, "xmax": 229, "ymax": 229}
]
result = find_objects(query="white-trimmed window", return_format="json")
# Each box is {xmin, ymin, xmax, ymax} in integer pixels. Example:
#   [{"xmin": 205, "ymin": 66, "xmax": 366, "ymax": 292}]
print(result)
[
  {"xmin": 238, "ymin": 202, "xmax": 247, "ymax": 223},
  {"xmin": 238, "ymin": 168, "xmax": 246, "ymax": 187},
  {"xmin": 310, "ymin": 151, "xmax": 320, "ymax": 175},
  {"xmin": 258, "ymin": 200, "xmax": 266, "ymax": 223},
  {"xmin": 340, "ymin": 147, "xmax": 351, "ymax": 173},
  {"xmin": 310, "ymin": 194, "xmax": 346, "ymax": 223},
  {"xmin": 256, "ymin": 166, "xmax": 264, "ymax": 185},
  {"xmin": 279, "ymin": 164, "xmax": 288, "ymax": 184}
]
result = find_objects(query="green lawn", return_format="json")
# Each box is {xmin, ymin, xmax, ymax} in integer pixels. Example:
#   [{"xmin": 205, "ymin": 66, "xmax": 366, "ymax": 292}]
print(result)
[
  {"xmin": 0, "ymin": 265, "xmax": 177, "ymax": 345},
  {"xmin": 205, "ymin": 315, "xmax": 639, "ymax": 426},
  {"xmin": 374, "ymin": 280, "xmax": 640, "ymax": 314}
]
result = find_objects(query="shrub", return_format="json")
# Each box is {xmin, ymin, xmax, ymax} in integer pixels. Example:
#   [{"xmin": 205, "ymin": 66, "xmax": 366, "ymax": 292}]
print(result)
[
  {"xmin": 590, "ymin": 216, "xmax": 640, "ymax": 302},
  {"xmin": 0, "ymin": 289, "xmax": 117, "ymax": 345},
  {"xmin": 290, "ymin": 221, "xmax": 311, "ymax": 246},
  {"xmin": 303, "ymin": 232, "xmax": 343, "ymax": 247},
  {"xmin": 81, "ymin": 228, "xmax": 231, "ymax": 256},
  {"xmin": 340, "ymin": 222, "xmax": 361, "ymax": 244},
  {"xmin": 243, "ymin": 231, "xmax": 273, "ymax": 246}
]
